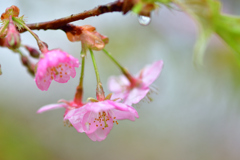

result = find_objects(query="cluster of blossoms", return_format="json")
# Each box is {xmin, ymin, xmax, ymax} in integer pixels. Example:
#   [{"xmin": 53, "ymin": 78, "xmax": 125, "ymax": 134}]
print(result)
[
  {"xmin": 38, "ymin": 59, "xmax": 163, "ymax": 141},
  {"xmin": 0, "ymin": 5, "xmax": 163, "ymax": 141}
]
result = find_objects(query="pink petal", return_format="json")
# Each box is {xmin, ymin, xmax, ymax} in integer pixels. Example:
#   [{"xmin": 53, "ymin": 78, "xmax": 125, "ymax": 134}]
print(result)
[
  {"xmin": 64, "ymin": 107, "xmax": 87, "ymax": 133},
  {"xmin": 108, "ymin": 75, "xmax": 130, "ymax": 101},
  {"xmin": 84, "ymin": 101, "xmax": 115, "ymax": 113},
  {"xmin": 108, "ymin": 75, "xmax": 130, "ymax": 92},
  {"xmin": 86, "ymin": 123, "xmax": 113, "ymax": 141},
  {"xmin": 37, "ymin": 103, "xmax": 67, "ymax": 113},
  {"xmin": 124, "ymin": 88, "xmax": 149, "ymax": 105},
  {"xmin": 110, "ymin": 91, "xmax": 128, "ymax": 102},
  {"xmin": 69, "ymin": 66, "xmax": 77, "ymax": 78},
  {"xmin": 35, "ymin": 75, "xmax": 52, "ymax": 91},
  {"xmin": 69, "ymin": 55, "xmax": 80, "ymax": 68},
  {"xmin": 139, "ymin": 60, "xmax": 163, "ymax": 87},
  {"xmin": 45, "ymin": 50, "xmax": 66, "ymax": 66},
  {"xmin": 109, "ymin": 101, "xmax": 139, "ymax": 120}
]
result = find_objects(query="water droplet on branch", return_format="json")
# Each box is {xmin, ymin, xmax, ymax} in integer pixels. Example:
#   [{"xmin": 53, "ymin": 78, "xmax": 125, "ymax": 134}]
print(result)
[{"xmin": 138, "ymin": 16, "xmax": 151, "ymax": 26}]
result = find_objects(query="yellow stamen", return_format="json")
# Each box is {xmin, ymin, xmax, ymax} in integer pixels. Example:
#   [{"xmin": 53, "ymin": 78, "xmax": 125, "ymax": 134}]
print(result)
[{"xmin": 103, "ymin": 112, "xmax": 108, "ymax": 128}]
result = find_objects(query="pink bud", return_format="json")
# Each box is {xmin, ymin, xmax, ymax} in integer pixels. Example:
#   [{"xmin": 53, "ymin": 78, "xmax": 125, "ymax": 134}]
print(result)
[
  {"xmin": 21, "ymin": 56, "xmax": 29, "ymax": 66},
  {"xmin": 24, "ymin": 45, "xmax": 40, "ymax": 58},
  {"xmin": 5, "ymin": 17, "xmax": 21, "ymax": 49}
]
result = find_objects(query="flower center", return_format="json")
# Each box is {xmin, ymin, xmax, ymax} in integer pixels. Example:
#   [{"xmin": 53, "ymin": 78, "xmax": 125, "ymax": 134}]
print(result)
[
  {"xmin": 128, "ymin": 78, "xmax": 143, "ymax": 89},
  {"xmin": 43, "ymin": 62, "xmax": 71, "ymax": 81},
  {"xmin": 88, "ymin": 111, "xmax": 118, "ymax": 130}
]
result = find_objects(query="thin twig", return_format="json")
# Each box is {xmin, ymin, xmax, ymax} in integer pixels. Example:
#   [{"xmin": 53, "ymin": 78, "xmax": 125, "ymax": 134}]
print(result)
[{"xmin": 20, "ymin": 1, "xmax": 124, "ymax": 32}]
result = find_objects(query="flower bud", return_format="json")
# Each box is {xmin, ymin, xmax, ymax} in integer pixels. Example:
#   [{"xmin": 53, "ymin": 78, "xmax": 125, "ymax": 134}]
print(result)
[
  {"xmin": 5, "ymin": 17, "xmax": 21, "ymax": 49},
  {"xmin": 21, "ymin": 56, "xmax": 29, "ymax": 66},
  {"xmin": 27, "ymin": 64, "xmax": 35, "ymax": 77},
  {"xmin": 24, "ymin": 45, "xmax": 40, "ymax": 58}
]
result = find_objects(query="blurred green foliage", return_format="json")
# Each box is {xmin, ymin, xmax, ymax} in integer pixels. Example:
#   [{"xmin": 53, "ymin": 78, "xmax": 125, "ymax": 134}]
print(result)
[
  {"xmin": 171, "ymin": 0, "xmax": 240, "ymax": 66},
  {"xmin": 0, "ymin": 108, "xmax": 61, "ymax": 160}
]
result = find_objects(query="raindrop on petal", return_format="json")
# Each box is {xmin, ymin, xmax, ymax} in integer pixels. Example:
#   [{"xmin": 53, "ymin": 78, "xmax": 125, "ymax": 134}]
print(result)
[{"xmin": 138, "ymin": 15, "xmax": 151, "ymax": 26}]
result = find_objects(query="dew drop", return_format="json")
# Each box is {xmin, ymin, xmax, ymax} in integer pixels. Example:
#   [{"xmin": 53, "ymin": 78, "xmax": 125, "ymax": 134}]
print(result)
[{"xmin": 138, "ymin": 15, "xmax": 151, "ymax": 26}]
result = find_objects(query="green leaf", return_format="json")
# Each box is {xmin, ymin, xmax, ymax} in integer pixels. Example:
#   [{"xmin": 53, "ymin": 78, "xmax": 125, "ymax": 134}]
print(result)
[{"xmin": 215, "ymin": 14, "xmax": 240, "ymax": 59}]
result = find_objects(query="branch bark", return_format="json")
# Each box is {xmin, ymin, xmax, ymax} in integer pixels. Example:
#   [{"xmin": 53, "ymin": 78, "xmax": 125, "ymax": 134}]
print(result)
[{"xmin": 20, "ymin": 1, "xmax": 124, "ymax": 32}]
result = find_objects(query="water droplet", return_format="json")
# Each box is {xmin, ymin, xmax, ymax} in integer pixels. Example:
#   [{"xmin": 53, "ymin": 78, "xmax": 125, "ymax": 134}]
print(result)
[{"xmin": 138, "ymin": 15, "xmax": 151, "ymax": 26}]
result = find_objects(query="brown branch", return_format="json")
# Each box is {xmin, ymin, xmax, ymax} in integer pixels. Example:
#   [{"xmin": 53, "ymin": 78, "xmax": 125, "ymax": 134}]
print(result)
[{"xmin": 20, "ymin": 0, "xmax": 124, "ymax": 32}]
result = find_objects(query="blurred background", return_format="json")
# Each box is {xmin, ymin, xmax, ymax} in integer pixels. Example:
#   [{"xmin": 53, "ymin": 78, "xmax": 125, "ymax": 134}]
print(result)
[{"xmin": 1, "ymin": 0, "xmax": 240, "ymax": 160}]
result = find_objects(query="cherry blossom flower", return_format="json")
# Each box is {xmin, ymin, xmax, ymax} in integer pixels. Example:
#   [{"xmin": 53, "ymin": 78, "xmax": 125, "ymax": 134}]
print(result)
[
  {"xmin": 108, "ymin": 60, "xmax": 163, "ymax": 105},
  {"xmin": 65, "ymin": 25, "xmax": 108, "ymax": 54},
  {"xmin": 35, "ymin": 49, "xmax": 79, "ymax": 91},
  {"xmin": 64, "ymin": 100, "xmax": 139, "ymax": 141},
  {"xmin": 1, "ymin": 5, "xmax": 20, "ymax": 20}
]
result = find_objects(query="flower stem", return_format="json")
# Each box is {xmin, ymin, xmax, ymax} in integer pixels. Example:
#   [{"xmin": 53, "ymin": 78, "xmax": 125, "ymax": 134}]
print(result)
[
  {"xmin": 15, "ymin": 49, "xmax": 23, "ymax": 56},
  {"xmin": 102, "ymin": 49, "xmax": 124, "ymax": 71},
  {"xmin": 12, "ymin": 17, "xmax": 39, "ymax": 42},
  {"xmin": 79, "ymin": 56, "xmax": 85, "ymax": 89},
  {"xmin": 89, "ymin": 49, "xmax": 105, "ymax": 100},
  {"xmin": 102, "ymin": 48, "xmax": 135, "ymax": 83},
  {"xmin": 12, "ymin": 17, "xmax": 48, "ymax": 53},
  {"xmin": 90, "ymin": 49, "xmax": 101, "ymax": 84},
  {"xmin": 74, "ymin": 55, "xmax": 85, "ymax": 105}
]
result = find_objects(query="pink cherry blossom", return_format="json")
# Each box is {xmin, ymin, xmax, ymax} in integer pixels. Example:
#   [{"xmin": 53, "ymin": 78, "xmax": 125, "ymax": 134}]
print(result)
[
  {"xmin": 108, "ymin": 60, "xmax": 163, "ymax": 105},
  {"xmin": 35, "ymin": 49, "xmax": 80, "ymax": 91},
  {"xmin": 64, "ymin": 100, "xmax": 139, "ymax": 141}
]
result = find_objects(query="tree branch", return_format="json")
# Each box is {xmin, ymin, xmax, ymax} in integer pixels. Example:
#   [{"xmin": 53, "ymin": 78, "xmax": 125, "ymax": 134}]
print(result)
[{"xmin": 20, "ymin": 0, "xmax": 124, "ymax": 32}]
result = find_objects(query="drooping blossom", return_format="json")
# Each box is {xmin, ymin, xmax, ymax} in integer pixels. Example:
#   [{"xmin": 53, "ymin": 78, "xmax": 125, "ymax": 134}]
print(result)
[
  {"xmin": 1, "ymin": 5, "xmax": 20, "ymax": 20},
  {"xmin": 35, "ymin": 49, "xmax": 80, "ymax": 91},
  {"xmin": 108, "ymin": 60, "xmax": 163, "ymax": 105},
  {"xmin": 64, "ymin": 100, "xmax": 139, "ymax": 141},
  {"xmin": 64, "ymin": 24, "xmax": 108, "ymax": 54}
]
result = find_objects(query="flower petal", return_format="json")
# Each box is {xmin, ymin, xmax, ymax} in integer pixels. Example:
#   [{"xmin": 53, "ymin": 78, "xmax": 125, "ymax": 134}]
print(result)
[
  {"xmin": 109, "ymin": 101, "xmax": 139, "ymax": 120},
  {"xmin": 124, "ymin": 88, "xmax": 149, "ymax": 105},
  {"xmin": 86, "ymin": 123, "xmax": 113, "ymax": 141},
  {"xmin": 108, "ymin": 75, "xmax": 130, "ymax": 92},
  {"xmin": 64, "ymin": 107, "xmax": 87, "ymax": 133},
  {"xmin": 84, "ymin": 101, "xmax": 115, "ymax": 113},
  {"xmin": 138, "ymin": 60, "xmax": 163, "ymax": 87},
  {"xmin": 35, "ymin": 75, "xmax": 52, "ymax": 91},
  {"xmin": 37, "ymin": 103, "xmax": 67, "ymax": 113}
]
